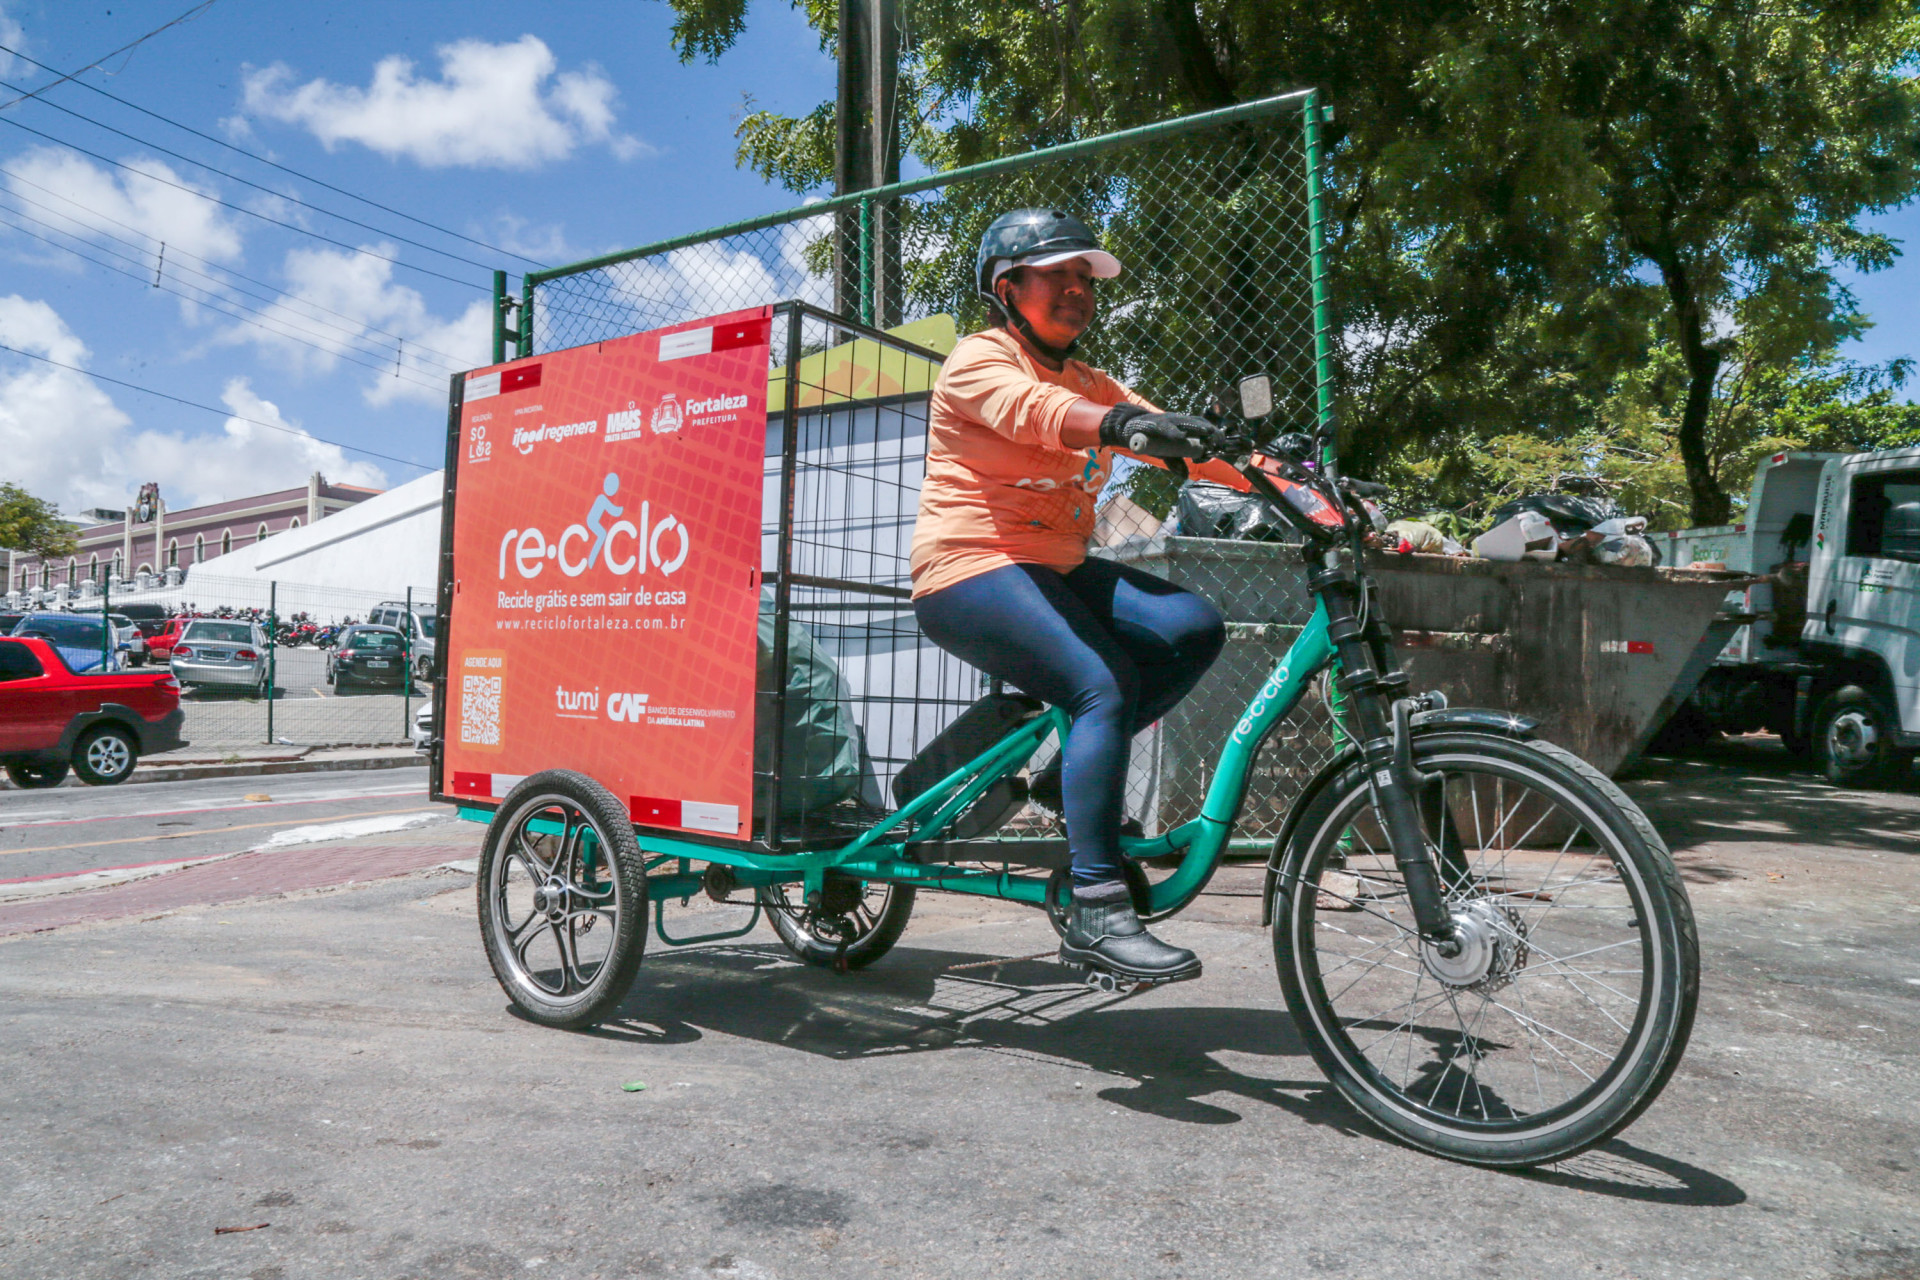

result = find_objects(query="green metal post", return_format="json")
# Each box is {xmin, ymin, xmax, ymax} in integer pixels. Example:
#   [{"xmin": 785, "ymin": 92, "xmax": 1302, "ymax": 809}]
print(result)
[
  {"xmin": 491, "ymin": 270, "xmax": 507, "ymax": 365},
  {"xmin": 518, "ymin": 276, "xmax": 535, "ymax": 359},
  {"xmin": 403, "ymin": 586, "xmax": 413, "ymax": 742},
  {"xmin": 1302, "ymin": 90, "xmax": 1337, "ymax": 470},
  {"xmin": 1303, "ymin": 92, "xmax": 1354, "ymax": 755},
  {"xmin": 857, "ymin": 197, "xmax": 874, "ymax": 326},
  {"xmin": 266, "ymin": 580, "xmax": 276, "ymax": 745}
]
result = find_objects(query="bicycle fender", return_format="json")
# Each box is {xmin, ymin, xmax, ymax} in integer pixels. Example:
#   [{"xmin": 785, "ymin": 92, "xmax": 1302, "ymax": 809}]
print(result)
[{"xmin": 1258, "ymin": 709, "xmax": 1539, "ymax": 928}]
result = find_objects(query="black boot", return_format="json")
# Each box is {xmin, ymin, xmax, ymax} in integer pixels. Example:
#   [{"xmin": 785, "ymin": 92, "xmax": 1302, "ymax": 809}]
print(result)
[{"xmin": 1059, "ymin": 880, "xmax": 1201, "ymax": 984}]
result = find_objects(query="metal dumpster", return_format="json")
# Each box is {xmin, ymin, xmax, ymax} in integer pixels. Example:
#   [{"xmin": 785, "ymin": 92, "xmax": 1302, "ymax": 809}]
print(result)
[{"xmin": 1105, "ymin": 537, "xmax": 1748, "ymax": 839}]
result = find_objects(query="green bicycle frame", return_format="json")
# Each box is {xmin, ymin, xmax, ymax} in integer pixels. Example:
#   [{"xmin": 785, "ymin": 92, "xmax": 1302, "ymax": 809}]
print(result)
[{"xmin": 465, "ymin": 597, "xmax": 1338, "ymax": 932}]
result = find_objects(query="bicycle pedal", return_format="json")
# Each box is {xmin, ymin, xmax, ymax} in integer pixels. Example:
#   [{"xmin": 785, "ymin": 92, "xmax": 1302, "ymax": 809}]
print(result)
[{"xmin": 1080, "ymin": 968, "xmax": 1144, "ymax": 995}]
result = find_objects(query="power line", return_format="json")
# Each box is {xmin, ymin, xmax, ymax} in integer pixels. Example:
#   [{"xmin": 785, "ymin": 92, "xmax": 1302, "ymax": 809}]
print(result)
[
  {"xmin": 0, "ymin": 206, "xmax": 449, "ymax": 391},
  {"xmin": 0, "ymin": 1, "xmax": 216, "ymax": 112},
  {"xmin": 0, "ymin": 113, "xmax": 488, "ymax": 292},
  {"xmin": 0, "ymin": 39, "xmax": 548, "ymax": 269},
  {"xmin": 0, "ymin": 338, "xmax": 435, "ymax": 473},
  {"xmin": 0, "ymin": 169, "xmax": 475, "ymax": 366},
  {"xmin": 1, "ymin": 74, "xmax": 506, "ymax": 274}
]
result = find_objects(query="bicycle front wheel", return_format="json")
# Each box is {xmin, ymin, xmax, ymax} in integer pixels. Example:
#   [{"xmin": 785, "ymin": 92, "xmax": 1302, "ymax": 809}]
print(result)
[{"xmin": 1273, "ymin": 732, "xmax": 1698, "ymax": 1167}]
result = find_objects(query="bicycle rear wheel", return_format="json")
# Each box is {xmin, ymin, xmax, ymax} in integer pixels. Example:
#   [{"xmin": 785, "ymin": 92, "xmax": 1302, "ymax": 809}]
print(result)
[{"xmin": 1273, "ymin": 732, "xmax": 1697, "ymax": 1167}]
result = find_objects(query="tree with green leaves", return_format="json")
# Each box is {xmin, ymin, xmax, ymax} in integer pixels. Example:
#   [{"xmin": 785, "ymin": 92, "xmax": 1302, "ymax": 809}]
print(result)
[
  {"xmin": 0, "ymin": 482, "xmax": 76, "ymax": 558},
  {"xmin": 661, "ymin": 0, "xmax": 1920, "ymax": 525}
]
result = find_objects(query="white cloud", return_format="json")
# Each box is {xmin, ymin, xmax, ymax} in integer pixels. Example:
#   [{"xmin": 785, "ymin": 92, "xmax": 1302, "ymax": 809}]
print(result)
[
  {"xmin": 216, "ymin": 242, "xmax": 489, "ymax": 406},
  {"xmin": 0, "ymin": 6, "xmax": 25, "ymax": 80},
  {"xmin": 600, "ymin": 224, "xmax": 833, "ymax": 332},
  {"xmin": 240, "ymin": 36, "xmax": 646, "ymax": 169},
  {"xmin": 0, "ymin": 147, "xmax": 246, "ymax": 267},
  {"xmin": 0, "ymin": 295, "xmax": 384, "ymax": 517}
]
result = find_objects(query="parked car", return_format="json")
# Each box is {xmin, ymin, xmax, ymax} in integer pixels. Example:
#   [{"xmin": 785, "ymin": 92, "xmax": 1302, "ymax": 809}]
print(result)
[
  {"xmin": 0, "ymin": 635, "xmax": 186, "ymax": 787},
  {"xmin": 106, "ymin": 613, "xmax": 147, "ymax": 666},
  {"xmin": 326, "ymin": 625, "xmax": 409, "ymax": 693},
  {"xmin": 146, "ymin": 616, "xmax": 191, "ymax": 661},
  {"xmin": 9, "ymin": 613, "xmax": 127, "ymax": 674},
  {"xmin": 0, "ymin": 613, "xmax": 22, "ymax": 635},
  {"xmin": 411, "ymin": 699, "xmax": 435, "ymax": 751},
  {"xmin": 170, "ymin": 619, "xmax": 269, "ymax": 695},
  {"xmin": 368, "ymin": 601, "xmax": 436, "ymax": 684}
]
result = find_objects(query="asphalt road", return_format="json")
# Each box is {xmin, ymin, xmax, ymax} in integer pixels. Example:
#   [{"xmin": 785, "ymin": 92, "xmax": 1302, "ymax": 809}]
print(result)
[
  {"xmin": 0, "ymin": 745, "xmax": 1915, "ymax": 1279},
  {"xmin": 0, "ymin": 766, "xmax": 440, "ymax": 887}
]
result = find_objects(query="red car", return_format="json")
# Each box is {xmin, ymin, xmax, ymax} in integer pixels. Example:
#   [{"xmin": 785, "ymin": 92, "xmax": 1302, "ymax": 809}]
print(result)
[
  {"xmin": 0, "ymin": 636, "xmax": 187, "ymax": 787},
  {"xmin": 146, "ymin": 616, "xmax": 191, "ymax": 661}
]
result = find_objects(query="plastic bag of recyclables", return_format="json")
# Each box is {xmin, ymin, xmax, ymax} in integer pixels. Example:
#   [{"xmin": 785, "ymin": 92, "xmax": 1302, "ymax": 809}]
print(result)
[{"xmin": 1472, "ymin": 497, "xmax": 1658, "ymax": 567}]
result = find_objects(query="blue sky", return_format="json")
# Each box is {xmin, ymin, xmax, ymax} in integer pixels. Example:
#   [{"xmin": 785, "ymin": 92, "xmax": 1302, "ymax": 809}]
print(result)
[
  {"xmin": 1, "ymin": 1, "xmax": 1917, "ymax": 521},
  {"xmin": 0, "ymin": 0, "xmax": 834, "ymax": 516}
]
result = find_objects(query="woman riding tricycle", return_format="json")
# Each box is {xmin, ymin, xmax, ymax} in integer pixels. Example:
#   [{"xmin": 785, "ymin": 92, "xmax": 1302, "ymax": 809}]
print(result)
[{"xmin": 458, "ymin": 210, "xmax": 1698, "ymax": 1169}]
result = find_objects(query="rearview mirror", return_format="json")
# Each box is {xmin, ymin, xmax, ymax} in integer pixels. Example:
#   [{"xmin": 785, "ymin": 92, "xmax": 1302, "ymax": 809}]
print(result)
[{"xmin": 1237, "ymin": 373, "xmax": 1274, "ymax": 420}]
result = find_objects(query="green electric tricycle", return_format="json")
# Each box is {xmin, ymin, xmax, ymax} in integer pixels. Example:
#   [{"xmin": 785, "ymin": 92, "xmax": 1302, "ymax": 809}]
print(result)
[{"xmin": 457, "ymin": 372, "xmax": 1698, "ymax": 1170}]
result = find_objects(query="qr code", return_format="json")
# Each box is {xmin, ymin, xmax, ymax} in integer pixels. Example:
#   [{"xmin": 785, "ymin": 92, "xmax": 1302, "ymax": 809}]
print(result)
[{"xmin": 461, "ymin": 674, "xmax": 502, "ymax": 746}]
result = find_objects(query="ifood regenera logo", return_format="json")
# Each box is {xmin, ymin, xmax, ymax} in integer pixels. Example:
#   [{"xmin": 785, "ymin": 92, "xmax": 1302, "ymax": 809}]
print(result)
[
  {"xmin": 497, "ymin": 472, "xmax": 689, "ymax": 580},
  {"xmin": 512, "ymin": 417, "xmax": 598, "ymax": 455}
]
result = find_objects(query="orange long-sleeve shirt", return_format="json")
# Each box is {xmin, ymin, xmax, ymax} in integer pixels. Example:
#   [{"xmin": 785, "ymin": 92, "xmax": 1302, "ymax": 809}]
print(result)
[{"xmin": 909, "ymin": 327, "xmax": 1248, "ymax": 598}]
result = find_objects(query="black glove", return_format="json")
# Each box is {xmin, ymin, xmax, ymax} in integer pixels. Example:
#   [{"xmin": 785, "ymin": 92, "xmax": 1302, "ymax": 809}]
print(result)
[{"xmin": 1098, "ymin": 404, "xmax": 1226, "ymax": 459}]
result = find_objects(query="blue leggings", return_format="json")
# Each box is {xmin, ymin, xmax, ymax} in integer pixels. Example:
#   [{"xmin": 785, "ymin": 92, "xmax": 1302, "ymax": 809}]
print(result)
[{"xmin": 914, "ymin": 558, "xmax": 1226, "ymax": 885}]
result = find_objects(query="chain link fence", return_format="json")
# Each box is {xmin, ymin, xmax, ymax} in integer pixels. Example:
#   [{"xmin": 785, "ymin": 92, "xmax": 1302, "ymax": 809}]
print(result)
[
  {"xmin": 522, "ymin": 92, "xmax": 1342, "ymax": 847},
  {"xmin": 82, "ymin": 573, "xmax": 437, "ymax": 753}
]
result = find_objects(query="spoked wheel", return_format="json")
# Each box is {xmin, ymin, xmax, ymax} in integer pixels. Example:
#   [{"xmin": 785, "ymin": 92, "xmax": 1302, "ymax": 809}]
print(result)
[
  {"xmin": 1273, "ymin": 732, "xmax": 1698, "ymax": 1168},
  {"xmin": 477, "ymin": 771, "xmax": 648, "ymax": 1029},
  {"xmin": 759, "ymin": 875, "xmax": 915, "ymax": 969}
]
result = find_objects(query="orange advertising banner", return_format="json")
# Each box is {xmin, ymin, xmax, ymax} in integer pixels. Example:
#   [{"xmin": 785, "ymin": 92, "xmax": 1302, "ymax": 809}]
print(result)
[{"xmin": 440, "ymin": 307, "xmax": 773, "ymax": 840}]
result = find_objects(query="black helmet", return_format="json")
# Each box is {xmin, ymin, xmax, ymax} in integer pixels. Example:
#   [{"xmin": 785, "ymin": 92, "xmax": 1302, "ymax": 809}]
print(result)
[{"xmin": 974, "ymin": 208, "xmax": 1121, "ymax": 311}]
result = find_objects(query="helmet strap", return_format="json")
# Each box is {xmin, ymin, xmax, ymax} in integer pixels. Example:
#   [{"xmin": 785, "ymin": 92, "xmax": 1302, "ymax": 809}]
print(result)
[{"xmin": 994, "ymin": 278, "xmax": 1078, "ymax": 364}]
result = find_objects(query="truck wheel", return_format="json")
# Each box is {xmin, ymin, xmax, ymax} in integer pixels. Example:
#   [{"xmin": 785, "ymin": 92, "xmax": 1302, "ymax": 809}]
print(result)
[
  {"xmin": 73, "ymin": 724, "xmax": 139, "ymax": 785},
  {"xmin": 1813, "ymin": 686, "xmax": 1910, "ymax": 788},
  {"xmin": 4, "ymin": 760, "xmax": 68, "ymax": 789}
]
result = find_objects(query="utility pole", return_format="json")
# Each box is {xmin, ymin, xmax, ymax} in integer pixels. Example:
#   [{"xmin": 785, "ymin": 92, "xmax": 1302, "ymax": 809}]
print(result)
[{"xmin": 834, "ymin": 0, "xmax": 901, "ymax": 326}]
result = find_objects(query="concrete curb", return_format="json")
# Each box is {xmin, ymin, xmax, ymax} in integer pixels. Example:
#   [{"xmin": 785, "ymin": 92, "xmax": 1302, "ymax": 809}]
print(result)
[{"xmin": 1, "ymin": 752, "xmax": 425, "ymax": 790}]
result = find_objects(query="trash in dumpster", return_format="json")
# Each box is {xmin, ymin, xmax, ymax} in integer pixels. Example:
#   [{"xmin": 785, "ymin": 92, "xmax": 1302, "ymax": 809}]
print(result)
[
  {"xmin": 1475, "ymin": 493, "xmax": 1660, "ymax": 565},
  {"xmin": 1473, "ymin": 510, "xmax": 1560, "ymax": 561},
  {"xmin": 1487, "ymin": 493, "xmax": 1619, "ymax": 538},
  {"xmin": 1384, "ymin": 519, "xmax": 1466, "ymax": 556},
  {"xmin": 1170, "ymin": 480, "xmax": 1291, "ymax": 542}
]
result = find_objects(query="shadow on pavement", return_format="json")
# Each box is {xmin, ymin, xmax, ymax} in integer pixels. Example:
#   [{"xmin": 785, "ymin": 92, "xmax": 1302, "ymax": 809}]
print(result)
[
  {"xmin": 1519, "ymin": 1138, "xmax": 1748, "ymax": 1207},
  {"xmin": 1628, "ymin": 738, "xmax": 1920, "ymax": 864},
  {"xmin": 540, "ymin": 939, "xmax": 1748, "ymax": 1206}
]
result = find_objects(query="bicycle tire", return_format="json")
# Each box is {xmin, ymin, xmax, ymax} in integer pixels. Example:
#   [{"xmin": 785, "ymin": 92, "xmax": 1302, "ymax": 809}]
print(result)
[
  {"xmin": 760, "ymin": 879, "xmax": 915, "ymax": 969},
  {"xmin": 478, "ymin": 771, "xmax": 648, "ymax": 1029},
  {"xmin": 1273, "ymin": 731, "xmax": 1698, "ymax": 1167}
]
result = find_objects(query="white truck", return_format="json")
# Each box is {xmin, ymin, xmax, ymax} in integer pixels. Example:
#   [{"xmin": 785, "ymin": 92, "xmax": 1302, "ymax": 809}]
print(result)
[{"xmin": 1663, "ymin": 445, "xmax": 1920, "ymax": 787}]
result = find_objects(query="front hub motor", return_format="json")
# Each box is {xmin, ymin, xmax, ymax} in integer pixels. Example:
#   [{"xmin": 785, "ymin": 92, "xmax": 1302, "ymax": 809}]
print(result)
[{"xmin": 1420, "ymin": 899, "xmax": 1528, "ymax": 993}]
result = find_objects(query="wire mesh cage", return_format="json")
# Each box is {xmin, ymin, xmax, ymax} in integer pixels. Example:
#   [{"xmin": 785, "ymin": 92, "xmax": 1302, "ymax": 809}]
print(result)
[{"xmin": 523, "ymin": 90, "xmax": 1345, "ymax": 851}]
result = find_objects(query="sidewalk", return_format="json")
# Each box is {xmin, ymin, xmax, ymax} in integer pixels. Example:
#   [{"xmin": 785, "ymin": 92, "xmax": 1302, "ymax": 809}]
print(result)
[
  {"xmin": 0, "ymin": 834, "xmax": 478, "ymax": 937},
  {"xmin": 0, "ymin": 744, "xmax": 424, "ymax": 790}
]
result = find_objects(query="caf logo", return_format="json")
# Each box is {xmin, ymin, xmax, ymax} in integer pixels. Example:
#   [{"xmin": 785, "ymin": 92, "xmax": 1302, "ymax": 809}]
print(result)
[{"xmin": 649, "ymin": 394, "xmax": 683, "ymax": 435}]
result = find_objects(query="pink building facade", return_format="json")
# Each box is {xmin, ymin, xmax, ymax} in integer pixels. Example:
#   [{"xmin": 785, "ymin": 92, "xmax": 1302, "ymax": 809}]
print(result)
[{"xmin": 6, "ymin": 473, "xmax": 379, "ymax": 594}]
